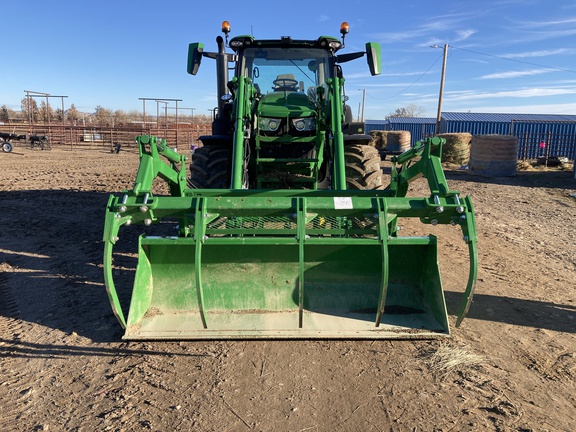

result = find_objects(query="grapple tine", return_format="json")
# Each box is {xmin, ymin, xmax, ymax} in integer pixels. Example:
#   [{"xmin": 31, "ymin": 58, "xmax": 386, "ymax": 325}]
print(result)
[
  {"xmin": 456, "ymin": 195, "xmax": 478, "ymax": 327},
  {"xmin": 103, "ymin": 195, "xmax": 127, "ymax": 329}
]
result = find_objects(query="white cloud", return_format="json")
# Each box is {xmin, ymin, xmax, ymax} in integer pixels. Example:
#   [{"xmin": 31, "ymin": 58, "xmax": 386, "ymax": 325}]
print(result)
[
  {"xmin": 453, "ymin": 29, "xmax": 476, "ymax": 42},
  {"xmin": 518, "ymin": 17, "xmax": 576, "ymax": 28},
  {"xmin": 505, "ymin": 28, "xmax": 576, "ymax": 44},
  {"xmin": 462, "ymin": 103, "xmax": 576, "ymax": 114},
  {"xmin": 479, "ymin": 69, "xmax": 555, "ymax": 79},
  {"xmin": 372, "ymin": 12, "xmax": 479, "ymax": 45},
  {"xmin": 379, "ymin": 71, "xmax": 435, "ymax": 77},
  {"xmin": 460, "ymin": 58, "xmax": 490, "ymax": 64},
  {"xmin": 446, "ymin": 87, "xmax": 576, "ymax": 101},
  {"xmin": 364, "ymin": 81, "xmax": 436, "ymax": 88},
  {"xmin": 501, "ymin": 48, "xmax": 573, "ymax": 58}
]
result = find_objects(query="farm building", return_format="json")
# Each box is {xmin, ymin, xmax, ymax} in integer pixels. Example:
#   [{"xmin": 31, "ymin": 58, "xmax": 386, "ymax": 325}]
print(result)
[{"xmin": 367, "ymin": 112, "xmax": 576, "ymax": 161}]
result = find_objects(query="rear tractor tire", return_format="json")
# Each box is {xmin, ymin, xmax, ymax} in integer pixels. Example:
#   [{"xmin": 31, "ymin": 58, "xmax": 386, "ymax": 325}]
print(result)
[{"xmin": 344, "ymin": 144, "xmax": 384, "ymax": 190}]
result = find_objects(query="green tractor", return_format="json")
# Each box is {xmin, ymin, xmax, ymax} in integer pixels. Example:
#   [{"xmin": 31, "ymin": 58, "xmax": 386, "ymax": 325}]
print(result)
[
  {"xmin": 188, "ymin": 21, "xmax": 383, "ymax": 191},
  {"xmin": 103, "ymin": 22, "xmax": 478, "ymax": 339}
]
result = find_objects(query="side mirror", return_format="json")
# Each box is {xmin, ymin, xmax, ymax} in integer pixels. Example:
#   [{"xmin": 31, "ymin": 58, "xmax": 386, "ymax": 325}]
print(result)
[
  {"xmin": 366, "ymin": 42, "xmax": 381, "ymax": 76},
  {"xmin": 187, "ymin": 42, "xmax": 204, "ymax": 75}
]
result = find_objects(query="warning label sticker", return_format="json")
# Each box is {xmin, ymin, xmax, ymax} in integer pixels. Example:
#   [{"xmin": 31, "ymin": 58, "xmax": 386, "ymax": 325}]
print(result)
[{"xmin": 333, "ymin": 197, "xmax": 353, "ymax": 209}]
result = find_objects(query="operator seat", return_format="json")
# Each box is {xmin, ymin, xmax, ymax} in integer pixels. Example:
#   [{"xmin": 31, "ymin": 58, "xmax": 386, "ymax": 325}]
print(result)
[{"xmin": 273, "ymin": 73, "xmax": 299, "ymax": 91}]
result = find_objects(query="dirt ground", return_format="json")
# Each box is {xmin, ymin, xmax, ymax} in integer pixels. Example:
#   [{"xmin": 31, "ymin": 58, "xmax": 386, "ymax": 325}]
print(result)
[{"xmin": 1, "ymin": 145, "xmax": 575, "ymax": 432}]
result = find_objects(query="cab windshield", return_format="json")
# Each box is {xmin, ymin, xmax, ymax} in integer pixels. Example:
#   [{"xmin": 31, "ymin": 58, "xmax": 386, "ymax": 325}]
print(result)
[{"xmin": 240, "ymin": 47, "xmax": 332, "ymax": 94}]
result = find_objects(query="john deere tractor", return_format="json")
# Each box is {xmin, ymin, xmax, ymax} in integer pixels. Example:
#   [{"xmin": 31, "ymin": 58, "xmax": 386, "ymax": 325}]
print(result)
[
  {"xmin": 188, "ymin": 21, "xmax": 383, "ymax": 192},
  {"xmin": 103, "ymin": 22, "xmax": 477, "ymax": 339}
]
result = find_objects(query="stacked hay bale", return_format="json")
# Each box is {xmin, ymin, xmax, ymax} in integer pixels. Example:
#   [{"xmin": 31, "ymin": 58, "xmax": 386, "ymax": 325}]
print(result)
[
  {"xmin": 385, "ymin": 130, "xmax": 411, "ymax": 152},
  {"xmin": 437, "ymin": 133, "xmax": 472, "ymax": 165},
  {"xmin": 469, "ymin": 134, "xmax": 518, "ymax": 176},
  {"xmin": 369, "ymin": 130, "xmax": 388, "ymax": 150}
]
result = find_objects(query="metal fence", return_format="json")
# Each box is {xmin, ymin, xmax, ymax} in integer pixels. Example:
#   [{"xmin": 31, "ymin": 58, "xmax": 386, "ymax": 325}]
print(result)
[
  {"xmin": 6, "ymin": 121, "xmax": 573, "ymax": 161},
  {"xmin": 0, "ymin": 123, "xmax": 212, "ymax": 151},
  {"xmin": 511, "ymin": 121, "xmax": 576, "ymax": 160},
  {"xmin": 517, "ymin": 131, "xmax": 575, "ymax": 160}
]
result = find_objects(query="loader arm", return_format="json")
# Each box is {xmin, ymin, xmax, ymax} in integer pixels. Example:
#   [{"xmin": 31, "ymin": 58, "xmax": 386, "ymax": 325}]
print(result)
[
  {"xmin": 327, "ymin": 76, "xmax": 347, "ymax": 190},
  {"xmin": 388, "ymin": 137, "xmax": 478, "ymax": 326},
  {"xmin": 103, "ymin": 135, "xmax": 190, "ymax": 328},
  {"xmin": 132, "ymin": 135, "xmax": 188, "ymax": 196},
  {"xmin": 229, "ymin": 75, "xmax": 251, "ymax": 189}
]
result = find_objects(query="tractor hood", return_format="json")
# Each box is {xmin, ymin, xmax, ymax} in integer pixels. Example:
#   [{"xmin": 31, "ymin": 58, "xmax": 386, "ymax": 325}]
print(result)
[{"xmin": 258, "ymin": 91, "xmax": 316, "ymax": 118}]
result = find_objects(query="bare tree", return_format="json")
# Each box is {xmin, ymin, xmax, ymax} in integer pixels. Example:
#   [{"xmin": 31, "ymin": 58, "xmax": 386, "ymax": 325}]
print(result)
[
  {"xmin": 114, "ymin": 110, "xmax": 128, "ymax": 127},
  {"xmin": 94, "ymin": 106, "xmax": 113, "ymax": 126},
  {"xmin": 39, "ymin": 100, "xmax": 55, "ymax": 123},
  {"xmin": 21, "ymin": 97, "xmax": 39, "ymax": 123},
  {"xmin": 387, "ymin": 104, "xmax": 426, "ymax": 118},
  {"xmin": 66, "ymin": 104, "xmax": 80, "ymax": 125},
  {"xmin": 55, "ymin": 108, "xmax": 64, "ymax": 122},
  {"xmin": 0, "ymin": 105, "xmax": 10, "ymax": 123}
]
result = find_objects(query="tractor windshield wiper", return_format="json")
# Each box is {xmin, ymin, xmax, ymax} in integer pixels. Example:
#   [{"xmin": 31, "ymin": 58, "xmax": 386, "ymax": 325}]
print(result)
[{"xmin": 289, "ymin": 59, "xmax": 315, "ymax": 83}]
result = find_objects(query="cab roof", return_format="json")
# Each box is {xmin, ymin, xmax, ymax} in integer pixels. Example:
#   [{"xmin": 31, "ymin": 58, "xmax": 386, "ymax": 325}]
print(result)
[{"xmin": 228, "ymin": 35, "xmax": 343, "ymax": 53}]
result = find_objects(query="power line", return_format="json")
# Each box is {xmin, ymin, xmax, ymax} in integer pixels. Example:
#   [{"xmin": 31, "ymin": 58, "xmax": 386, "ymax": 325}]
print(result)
[
  {"xmin": 374, "ymin": 52, "xmax": 443, "ymax": 100},
  {"xmin": 450, "ymin": 45, "xmax": 576, "ymax": 74},
  {"xmin": 368, "ymin": 43, "xmax": 576, "ymax": 103}
]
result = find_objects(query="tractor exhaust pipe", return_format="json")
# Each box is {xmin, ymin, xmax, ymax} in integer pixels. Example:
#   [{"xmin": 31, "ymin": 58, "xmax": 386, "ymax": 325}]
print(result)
[
  {"xmin": 210, "ymin": 35, "xmax": 232, "ymax": 135},
  {"xmin": 215, "ymin": 36, "xmax": 228, "ymax": 119}
]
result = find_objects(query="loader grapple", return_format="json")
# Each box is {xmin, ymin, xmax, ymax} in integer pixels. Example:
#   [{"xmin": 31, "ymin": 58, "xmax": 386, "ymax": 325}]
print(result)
[{"xmin": 103, "ymin": 136, "xmax": 477, "ymax": 340}]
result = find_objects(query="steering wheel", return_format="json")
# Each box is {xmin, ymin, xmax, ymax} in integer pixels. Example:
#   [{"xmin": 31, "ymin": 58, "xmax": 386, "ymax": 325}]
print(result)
[{"xmin": 273, "ymin": 78, "xmax": 298, "ymax": 90}]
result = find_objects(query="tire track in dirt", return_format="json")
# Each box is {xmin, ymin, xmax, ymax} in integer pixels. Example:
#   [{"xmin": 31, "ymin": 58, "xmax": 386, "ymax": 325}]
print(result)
[
  {"xmin": 0, "ymin": 307, "xmax": 45, "ymax": 429},
  {"xmin": 0, "ymin": 258, "xmax": 46, "ymax": 426},
  {"xmin": 0, "ymin": 204, "xmax": 108, "ymax": 429},
  {"xmin": 0, "ymin": 361, "xmax": 42, "ymax": 427}
]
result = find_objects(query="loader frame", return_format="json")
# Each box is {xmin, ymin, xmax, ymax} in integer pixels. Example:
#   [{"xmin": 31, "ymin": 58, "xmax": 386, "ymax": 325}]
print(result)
[{"xmin": 103, "ymin": 136, "xmax": 477, "ymax": 339}]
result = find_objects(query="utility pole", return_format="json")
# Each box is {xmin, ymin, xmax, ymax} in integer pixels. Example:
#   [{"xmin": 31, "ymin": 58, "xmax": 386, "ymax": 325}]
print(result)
[
  {"xmin": 361, "ymin": 88, "xmax": 366, "ymax": 123},
  {"xmin": 435, "ymin": 44, "xmax": 448, "ymax": 135},
  {"xmin": 358, "ymin": 89, "xmax": 366, "ymax": 122}
]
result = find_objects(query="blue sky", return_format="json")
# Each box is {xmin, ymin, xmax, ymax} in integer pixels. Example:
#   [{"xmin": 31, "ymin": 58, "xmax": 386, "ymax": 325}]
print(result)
[{"xmin": 2, "ymin": 0, "xmax": 576, "ymax": 120}]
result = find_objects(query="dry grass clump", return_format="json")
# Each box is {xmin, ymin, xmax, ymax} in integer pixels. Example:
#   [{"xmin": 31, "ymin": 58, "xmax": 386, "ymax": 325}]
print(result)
[
  {"xmin": 517, "ymin": 160, "xmax": 534, "ymax": 171},
  {"xmin": 424, "ymin": 343, "xmax": 485, "ymax": 378},
  {"xmin": 517, "ymin": 158, "xmax": 574, "ymax": 172}
]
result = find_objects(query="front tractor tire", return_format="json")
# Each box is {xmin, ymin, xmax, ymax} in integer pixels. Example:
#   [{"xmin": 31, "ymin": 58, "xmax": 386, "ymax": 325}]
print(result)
[
  {"xmin": 344, "ymin": 144, "xmax": 384, "ymax": 190},
  {"xmin": 189, "ymin": 145, "xmax": 231, "ymax": 188}
]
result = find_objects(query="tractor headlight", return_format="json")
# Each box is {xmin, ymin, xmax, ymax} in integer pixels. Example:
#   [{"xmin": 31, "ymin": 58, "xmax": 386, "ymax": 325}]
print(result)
[
  {"xmin": 292, "ymin": 117, "xmax": 316, "ymax": 132},
  {"xmin": 259, "ymin": 117, "xmax": 281, "ymax": 132}
]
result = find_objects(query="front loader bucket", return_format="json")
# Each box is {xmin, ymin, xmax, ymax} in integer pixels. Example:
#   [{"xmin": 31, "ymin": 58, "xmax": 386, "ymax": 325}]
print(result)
[
  {"xmin": 113, "ymin": 193, "xmax": 451, "ymax": 339},
  {"xmin": 105, "ymin": 192, "xmax": 449, "ymax": 339}
]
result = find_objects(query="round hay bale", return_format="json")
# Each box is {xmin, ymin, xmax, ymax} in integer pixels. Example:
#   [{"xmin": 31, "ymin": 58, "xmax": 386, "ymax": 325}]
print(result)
[
  {"xmin": 437, "ymin": 133, "xmax": 472, "ymax": 165},
  {"xmin": 469, "ymin": 134, "xmax": 518, "ymax": 177},
  {"xmin": 368, "ymin": 130, "xmax": 388, "ymax": 149},
  {"xmin": 386, "ymin": 130, "xmax": 411, "ymax": 152}
]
